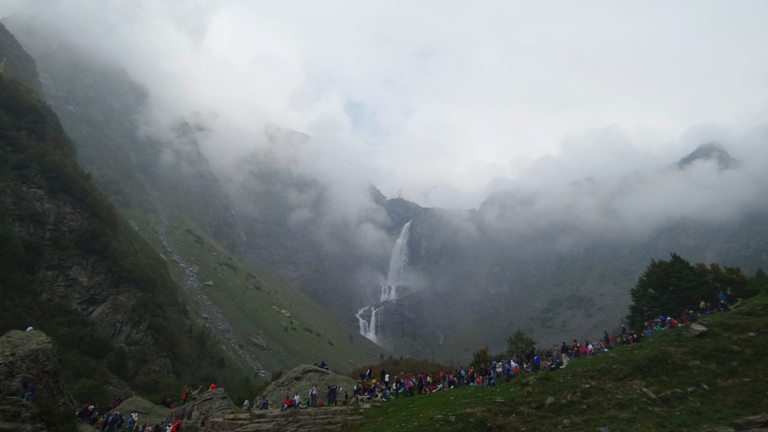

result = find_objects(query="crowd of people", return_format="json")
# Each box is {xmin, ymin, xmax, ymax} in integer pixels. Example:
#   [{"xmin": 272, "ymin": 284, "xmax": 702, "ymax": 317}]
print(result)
[{"xmin": 252, "ymin": 288, "xmax": 739, "ymax": 411}]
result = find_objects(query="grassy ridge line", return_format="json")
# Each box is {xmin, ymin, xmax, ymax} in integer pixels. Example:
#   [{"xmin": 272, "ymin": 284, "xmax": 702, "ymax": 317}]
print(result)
[
  {"xmin": 353, "ymin": 294, "xmax": 768, "ymax": 432},
  {"xmin": 150, "ymin": 212, "xmax": 384, "ymax": 374}
]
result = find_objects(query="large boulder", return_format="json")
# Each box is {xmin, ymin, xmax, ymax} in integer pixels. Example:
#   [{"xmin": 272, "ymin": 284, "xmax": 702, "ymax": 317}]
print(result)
[
  {"xmin": 107, "ymin": 397, "xmax": 171, "ymax": 429},
  {"xmin": 165, "ymin": 388, "xmax": 237, "ymax": 426},
  {"xmin": 259, "ymin": 365, "xmax": 357, "ymax": 407},
  {"xmin": 0, "ymin": 330, "xmax": 73, "ymax": 407}
]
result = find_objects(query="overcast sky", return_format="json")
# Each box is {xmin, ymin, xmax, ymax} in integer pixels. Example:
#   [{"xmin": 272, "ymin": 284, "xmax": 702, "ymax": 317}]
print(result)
[{"xmin": 3, "ymin": 0, "xmax": 768, "ymax": 209}]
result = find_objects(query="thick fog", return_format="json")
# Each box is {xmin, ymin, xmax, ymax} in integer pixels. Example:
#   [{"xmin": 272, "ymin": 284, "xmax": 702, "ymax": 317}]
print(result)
[{"xmin": 3, "ymin": 0, "xmax": 768, "ymax": 243}]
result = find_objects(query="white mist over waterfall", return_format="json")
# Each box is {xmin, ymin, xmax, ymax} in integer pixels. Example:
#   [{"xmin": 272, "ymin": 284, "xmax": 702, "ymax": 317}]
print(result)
[{"xmin": 357, "ymin": 221, "xmax": 412, "ymax": 344}]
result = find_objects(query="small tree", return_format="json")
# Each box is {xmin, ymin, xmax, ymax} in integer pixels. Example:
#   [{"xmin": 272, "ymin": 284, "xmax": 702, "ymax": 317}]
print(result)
[
  {"xmin": 708, "ymin": 263, "xmax": 759, "ymax": 299},
  {"xmin": 627, "ymin": 253, "xmax": 718, "ymax": 329},
  {"xmin": 470, "ymin": 347, "xmax": 493, "ymax": 369},
  {"xmin": 506, "ymin": 329, "xmax": 536, "ymax": 358},
  {"xmin": 755, "ymin": 268, "xmax": 768, "ymax": 294}
]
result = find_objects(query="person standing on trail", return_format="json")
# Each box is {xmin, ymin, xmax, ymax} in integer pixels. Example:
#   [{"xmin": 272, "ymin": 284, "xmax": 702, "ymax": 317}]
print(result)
[
  {"xmin": 365, "ymin": 367, "xmax": 373, "ymax": 382},
  {"xmin": 532, "ymin": 352, "xmax": 541, "ymax": 374},
  {"xmin": 560, "ymin": 342, "xmax": 569, "ymax": 367}
]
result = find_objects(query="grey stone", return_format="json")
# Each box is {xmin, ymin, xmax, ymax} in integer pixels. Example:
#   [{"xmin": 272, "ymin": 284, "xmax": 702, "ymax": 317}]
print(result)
[
  {"xmin": 642, "ymin": 388, "xmax": 659, "ymax": 401},
  {"xmin": 732, "ymin": 414, "xmax": 768, "ymax": 430},
  {"xmin": 684, "ymin": 323, "xmax": 708, "ymax": 337}
]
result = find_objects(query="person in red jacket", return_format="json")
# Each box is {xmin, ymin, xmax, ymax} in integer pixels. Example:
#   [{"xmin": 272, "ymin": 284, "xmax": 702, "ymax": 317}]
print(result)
[
  {"xmin": 171, "ymin": 420, "xmax": 182, "ymax": 432},
  {"xmin": 209, "ymin": 383, "xmax": 218, "ymax": 391},
  {"xmin": 281, "ymin": 396, "xmax": 293, "ymax": 411}
]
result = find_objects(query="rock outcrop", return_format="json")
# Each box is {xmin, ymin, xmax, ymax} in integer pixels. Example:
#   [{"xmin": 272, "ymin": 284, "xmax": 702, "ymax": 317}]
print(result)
[
  {"xmin": 259, "ymin": 365, "xmax": 357, "ymax": 407},
  {"xmin": 165, "ymin": 388, "xmax": 237, "ymax": 426},
  {"xmin": 0, "ymin": 330, "xmax": 73, "ymax": 407},
  {"xmin": 107, "ymin": 397, "xmax": 171, "ymax": 428},
  {"xmin": 0, "ymin": 396, "xmax": 48, "ymax": 432}
]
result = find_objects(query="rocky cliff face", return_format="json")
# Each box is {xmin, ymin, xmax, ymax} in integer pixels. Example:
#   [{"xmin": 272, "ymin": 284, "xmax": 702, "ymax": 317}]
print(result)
[{"xmin": 0, "ymin": 21, "xmax": 241, "ymax": 408}]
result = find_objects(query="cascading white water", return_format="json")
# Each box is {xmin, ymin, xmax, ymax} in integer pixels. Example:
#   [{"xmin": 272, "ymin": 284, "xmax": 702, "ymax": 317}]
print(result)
[
  {"xmin": 387, "ymin": 221, "xmax": 411, "ymax": 287},
  {"xmin": 357, "ymin": 220, "xmax": 412, "ymax": 344},
  {"xmin": 379, "ymin": 221, "xmax": 412, "ymax": 302},
  {"xmin": 355, "ymin": 306, "xmax": 379, "ymax": 343}
]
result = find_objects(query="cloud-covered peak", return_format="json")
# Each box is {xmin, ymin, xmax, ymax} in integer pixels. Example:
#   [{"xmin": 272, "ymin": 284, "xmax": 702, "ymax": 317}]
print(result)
[{"xmin": 675, "ymin": 142, "xmax": 739, "ymax": 171}]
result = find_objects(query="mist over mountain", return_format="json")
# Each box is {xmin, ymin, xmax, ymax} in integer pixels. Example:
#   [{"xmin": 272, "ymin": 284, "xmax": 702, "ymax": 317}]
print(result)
[{"xmin": 2, "ymin": 1, "xmax": 768, "ymax": 368}]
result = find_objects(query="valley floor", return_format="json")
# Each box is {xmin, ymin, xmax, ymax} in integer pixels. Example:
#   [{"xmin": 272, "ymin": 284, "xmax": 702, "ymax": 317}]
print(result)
[{"xmin": 348, "ymin": 294, "xmax": 768, "ymax": 432}]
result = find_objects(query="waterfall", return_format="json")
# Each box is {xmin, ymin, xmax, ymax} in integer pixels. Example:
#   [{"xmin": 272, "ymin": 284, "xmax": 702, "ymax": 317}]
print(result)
[
  {"xmin": 357, "ymin": 220, "xmax": 412, "ymax": 344},
  {"xmin": 386, "ymin": 221, "xmax": 411, "ymax": 287},
  {"xmin": 379, "ymin": 221, "xmax": 412, "ymax": 302},
  {"xmin": 380, "ymin": 285, "xmax": 397, "ymax": 302},
  {"xmin": 355, "ymin": 306, "xmax": 379, "ymax": 343}
]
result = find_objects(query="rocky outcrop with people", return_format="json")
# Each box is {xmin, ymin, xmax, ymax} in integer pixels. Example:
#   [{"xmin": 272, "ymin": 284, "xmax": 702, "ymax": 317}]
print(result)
[
  {"xmin": 106, "ymin": 396, "xmax": 171, "ymax": 428},
  {"xmin": 0, "ymin": 330, "xmax": 73, "ymax": 432},
  {"xmin": 0, "ymin": 330, "xmax": 73, "ymax": 407},
  {"xmin": 165, "ymin": 388, "xmax": 238, "ymax": 426},
  {"xmin": 260, "ymin": 365, "xmax": 357, "ymax": 407}
]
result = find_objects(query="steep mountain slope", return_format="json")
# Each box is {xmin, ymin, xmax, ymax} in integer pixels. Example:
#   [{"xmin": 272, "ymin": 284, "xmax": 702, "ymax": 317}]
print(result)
[
  {"xmin": 2, "ymin": 16, "xmax": 244, "ymax": 253},
  {"xmin": 0, "ymin": 22, "xmax": 251, "ymax": 408},
  {"xmin": 3, "ymin": 16, "xmax": 384, "ymax": 374}
]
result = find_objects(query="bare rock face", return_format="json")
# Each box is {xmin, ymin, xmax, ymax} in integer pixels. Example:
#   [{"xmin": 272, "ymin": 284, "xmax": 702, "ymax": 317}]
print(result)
[
  {"xmin": 165, "ymin": 388, "xmax": 238, "ymax": 426},
  {"xmin": 0, "ymin": 330, "xmax": 73, "ymax": 407}
]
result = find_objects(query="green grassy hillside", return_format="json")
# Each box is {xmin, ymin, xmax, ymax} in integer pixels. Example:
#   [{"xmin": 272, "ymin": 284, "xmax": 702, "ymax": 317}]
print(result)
[
  {"xmin": 352, "ymin": 294, "xmax": 768, "ymax": 431},
  {"xmin": 125, "ymin": 209, "xmax": 384, "ymax": 375}
]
